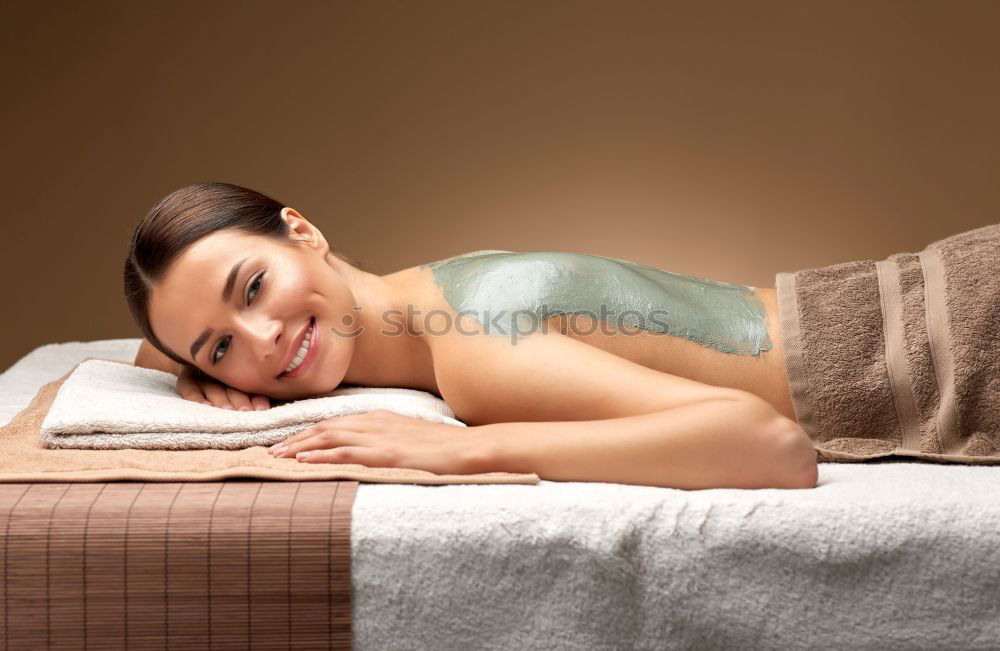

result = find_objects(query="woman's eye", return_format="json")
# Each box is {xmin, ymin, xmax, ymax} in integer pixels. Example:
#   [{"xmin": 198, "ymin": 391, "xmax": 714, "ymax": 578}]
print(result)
[
  {"xmin": 213, "ymin": 336, "xmax": 231, "ymax": 364},
  {"xmin": 212, "ymin": 272, "xmax": 264, "ymax": 365},
  {"xmin": 247, "ymin": 272, "xmax": 264, "ymax": 304}
]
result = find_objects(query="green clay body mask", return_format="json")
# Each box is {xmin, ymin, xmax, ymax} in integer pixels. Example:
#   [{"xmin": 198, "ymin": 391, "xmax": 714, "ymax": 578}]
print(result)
[{"xmin": 420, "ymin": 250, "xmax": 773, "ymax": 356}]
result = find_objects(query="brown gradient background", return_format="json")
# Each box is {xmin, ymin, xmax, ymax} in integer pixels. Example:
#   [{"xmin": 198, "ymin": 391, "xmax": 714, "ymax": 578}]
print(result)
[{"xmin": 1, "ymin": 0, "xmax": 998, "ymax": 372}]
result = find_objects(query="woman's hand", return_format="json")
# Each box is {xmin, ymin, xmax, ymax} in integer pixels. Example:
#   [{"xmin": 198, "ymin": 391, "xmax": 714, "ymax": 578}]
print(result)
[
  {"xmin": 176, "ymin": 365, "xmax": 271, "ymax": 411},
  {"xmin": 268, "ymin": 409, "xmax": 494, "ymax": 475}
]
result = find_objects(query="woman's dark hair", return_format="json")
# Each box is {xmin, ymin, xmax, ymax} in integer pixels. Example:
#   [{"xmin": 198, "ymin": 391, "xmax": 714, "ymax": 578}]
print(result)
[{"xmin": 124, "ymin": 181, "xmax": 359, "ymax": 369}]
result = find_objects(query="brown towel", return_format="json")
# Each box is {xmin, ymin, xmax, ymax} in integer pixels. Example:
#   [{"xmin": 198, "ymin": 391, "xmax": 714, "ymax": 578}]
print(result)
[
  {"xmin": 0, "ymin": 368, "xmax": 540, "ymax": 484},
  {"xmin": 777, "ymin": 222, "xmax": 1000, "ymax": 464}
]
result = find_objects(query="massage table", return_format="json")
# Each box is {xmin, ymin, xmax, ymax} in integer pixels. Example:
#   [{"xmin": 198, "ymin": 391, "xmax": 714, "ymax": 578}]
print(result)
[{"xmin": 1, "ymin": 339, "xmax": 999, "ymax": 649}]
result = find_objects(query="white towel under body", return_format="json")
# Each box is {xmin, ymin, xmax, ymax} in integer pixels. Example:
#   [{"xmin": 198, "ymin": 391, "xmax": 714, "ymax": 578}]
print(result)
[{"xmin": 40, "ymin": 359, "xmax": 466, "ymax": 450}]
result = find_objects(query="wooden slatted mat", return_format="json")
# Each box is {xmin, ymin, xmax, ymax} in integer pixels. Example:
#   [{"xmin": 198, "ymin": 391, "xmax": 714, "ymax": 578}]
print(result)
[{"xmin": 0, "ymin": 480, "xmax": 357, "ymax": 650}]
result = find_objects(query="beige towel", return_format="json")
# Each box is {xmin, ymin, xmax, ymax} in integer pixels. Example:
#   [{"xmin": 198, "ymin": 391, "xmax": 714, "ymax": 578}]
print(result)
[
  {"xmin": 777, "ymin": 222, "xmax": 1000, "ymax": 464},
  {"xmin": 0, "ymin": 366, "xmax": 540, "ymax": 484}
]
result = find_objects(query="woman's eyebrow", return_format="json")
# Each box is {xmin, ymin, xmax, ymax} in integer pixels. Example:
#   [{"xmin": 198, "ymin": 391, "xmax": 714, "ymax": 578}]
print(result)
[
  {"xmin": 189, "ymin": 257, "xmax": 249, "ymax": 361},
  {"xmin": 221, "ymin": 257, "xmax": 249, "ymax": 301}
]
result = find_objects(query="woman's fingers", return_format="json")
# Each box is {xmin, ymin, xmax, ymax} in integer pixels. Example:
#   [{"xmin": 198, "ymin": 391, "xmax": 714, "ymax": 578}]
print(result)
[
  {"xmin": 272, "ymin": 428, "xmax": 367, "ymax": 458},
  {"xmin": 294, "ymin": 446, "xmax": 386, "ymax": 466},
  {"xmin": 175, "ymin": 367, "xmax": 263, "ymax": 410},
  {"xmin": 226, "ymin": 386, "xmax": 254, "ymax": 411},
  {"xmin": 250, "ymin": 394, "xmax": 271, "ymax": 411},
  {"xmin": 200, "ymin": 382, "xmax": 235, "ymax": 409},
  {"xmin": 176, "ymin": 375, "xmax": 211, "ymax": 405},
  {"xmin": 176, "ymin": 366, "xmax": 210, "ymax": 404}
]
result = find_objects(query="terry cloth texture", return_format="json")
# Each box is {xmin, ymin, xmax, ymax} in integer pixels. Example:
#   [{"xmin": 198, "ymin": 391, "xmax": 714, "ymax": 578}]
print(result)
[
  {"xmin": 777, "ymin": 222, "xmax": 1000, "ymax": 464},
  {"xmin": 41, "ymin": 359, "xmax": 464, "ymax": 451},
  {"xmin": 0, "ymin": 361, "xmax": 539, "ymax": 484}
]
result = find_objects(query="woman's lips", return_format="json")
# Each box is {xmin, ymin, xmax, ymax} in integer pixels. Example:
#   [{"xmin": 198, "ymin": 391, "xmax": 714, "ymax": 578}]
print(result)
[{"xmin": 278, "ymin": 317, "xmax": 319, "ymax": 379}]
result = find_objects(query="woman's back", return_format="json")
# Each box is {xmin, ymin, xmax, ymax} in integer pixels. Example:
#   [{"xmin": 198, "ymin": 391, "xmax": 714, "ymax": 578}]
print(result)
[{"xmin": 388, "ymin": 250, "xmax": 796, "ymax": 421}]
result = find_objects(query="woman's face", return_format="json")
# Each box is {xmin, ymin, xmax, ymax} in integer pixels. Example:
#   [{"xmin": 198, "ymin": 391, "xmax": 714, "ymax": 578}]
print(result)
[{"xmin": 148, "ymin": 215, "xmax": 358, "ymax": 400}]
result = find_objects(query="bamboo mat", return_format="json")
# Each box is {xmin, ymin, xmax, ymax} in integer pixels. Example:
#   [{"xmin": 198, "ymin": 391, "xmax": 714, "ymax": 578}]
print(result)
[{"xmin": 0, "ymin": 480, "xmax": 357, "ymax": 650}]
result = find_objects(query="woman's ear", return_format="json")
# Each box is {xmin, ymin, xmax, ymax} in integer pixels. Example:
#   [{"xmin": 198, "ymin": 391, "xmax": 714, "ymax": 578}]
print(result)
[{"xmin": 280, "ymin": 207, "xmax": 330, "ymax": 255}]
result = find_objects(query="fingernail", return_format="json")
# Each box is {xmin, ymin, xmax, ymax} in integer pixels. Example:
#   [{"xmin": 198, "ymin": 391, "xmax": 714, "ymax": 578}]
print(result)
[
  {"xmin": 239, "ymin": 406, "xmax": 251, "ymax": 411},
  {"xmin": 255, "ymin": 404, "xmax": 268, "ymax": 411},
  {"xmin": 273, "ymin": 445, "xmax": 288, "ymax": 455},
  {"xmin": 297, "ymin": 451, "xmax": 311, "ymax": 460}
]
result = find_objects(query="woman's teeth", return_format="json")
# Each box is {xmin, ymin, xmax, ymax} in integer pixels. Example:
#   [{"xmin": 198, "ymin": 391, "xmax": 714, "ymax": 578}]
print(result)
[{"xmin": 283, "ymin": 321, "xmax": 314, "ymax": 374}]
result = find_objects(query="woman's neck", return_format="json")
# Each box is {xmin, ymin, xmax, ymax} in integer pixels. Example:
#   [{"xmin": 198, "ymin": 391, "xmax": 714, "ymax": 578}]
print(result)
[{"xmin": 326, "ymin": 253, "xmax": 439, "ymax": 394}]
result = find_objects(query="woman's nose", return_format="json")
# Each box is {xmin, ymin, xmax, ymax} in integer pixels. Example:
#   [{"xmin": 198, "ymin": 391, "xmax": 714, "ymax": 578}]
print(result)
[{"xmin": 242, "ymin": 317, "xmax": 283, "ymax": 360}]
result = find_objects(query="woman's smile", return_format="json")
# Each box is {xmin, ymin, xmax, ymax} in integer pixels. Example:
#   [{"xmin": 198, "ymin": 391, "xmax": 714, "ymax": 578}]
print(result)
[{"xmin": 277, "ymin": 316, "xmax": 319, "ymax": 379}]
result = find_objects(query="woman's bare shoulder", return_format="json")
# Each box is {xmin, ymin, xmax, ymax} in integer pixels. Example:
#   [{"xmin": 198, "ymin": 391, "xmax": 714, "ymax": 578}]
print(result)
[{"xmin": 387, "ymin": 252, "xmax": 498, "ymax": 333}]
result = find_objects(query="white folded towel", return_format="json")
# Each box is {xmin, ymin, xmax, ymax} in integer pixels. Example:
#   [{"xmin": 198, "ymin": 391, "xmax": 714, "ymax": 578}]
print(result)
[{"xmin": 40, "ymin": 359, "xmax": 466, "ymax": 450}]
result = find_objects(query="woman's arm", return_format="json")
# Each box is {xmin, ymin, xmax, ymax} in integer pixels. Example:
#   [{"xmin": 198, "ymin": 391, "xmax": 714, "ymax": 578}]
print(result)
[
  {"xmin": 431, "ymin": 326, "xmax": 817, "ymax": 490},
  {"xmin": 476, "ymin": 400, "xmax": 815, "ymax": 490},
  {"xmin": 134, "ymin": 338, "xmax": 183, "ymax": 375}
]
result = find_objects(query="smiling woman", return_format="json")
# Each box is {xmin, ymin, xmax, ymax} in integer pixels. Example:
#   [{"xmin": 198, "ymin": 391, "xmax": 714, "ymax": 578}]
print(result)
[
  {"xmin": 125, "ymin": 181, "xmax": 818, "ymax": 489},
  {"xmin": 125, "ymin": 184, "xmax": 433, "ymax": 403}
]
